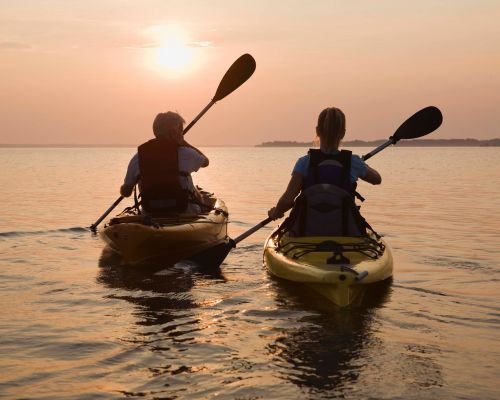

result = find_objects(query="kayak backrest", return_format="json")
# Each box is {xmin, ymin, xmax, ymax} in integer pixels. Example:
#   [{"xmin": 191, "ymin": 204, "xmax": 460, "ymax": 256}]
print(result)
[{"xmin": 287, "ymin": 184, "xmax": 366, "ymax": 237}]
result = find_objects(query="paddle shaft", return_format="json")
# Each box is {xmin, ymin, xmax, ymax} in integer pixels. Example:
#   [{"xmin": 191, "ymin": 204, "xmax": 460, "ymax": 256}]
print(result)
[
  {"xmin": 183, "ymin": 100, "xmax": 215, "ymax": 135},
  {"xmin": 233, "ymin": 217, "xmax": 272, "ymax": 245},
  {"xmin": 90, "ymin": 196, "xmax": 124, "ymax": 232},
  {"xmin": 362, "ymin": 137, "xmax": 396, "ymax": 161}
]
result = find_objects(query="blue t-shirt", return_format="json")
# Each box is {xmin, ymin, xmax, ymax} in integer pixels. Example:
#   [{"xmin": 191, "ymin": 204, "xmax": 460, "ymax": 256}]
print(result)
[{"xmin": 293, "ymin": 150, "xmax": 367, "ymax": 184}]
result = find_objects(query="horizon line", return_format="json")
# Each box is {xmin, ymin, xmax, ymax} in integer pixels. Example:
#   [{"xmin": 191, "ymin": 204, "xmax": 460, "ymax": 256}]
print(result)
[{"xmin": 1, "ymin": 137, "xmax": 499, "ymax": 148}]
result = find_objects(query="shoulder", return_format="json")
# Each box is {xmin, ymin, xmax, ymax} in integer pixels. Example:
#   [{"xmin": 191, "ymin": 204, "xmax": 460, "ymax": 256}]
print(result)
[
  {"xmin": 178, "ymin": 146, "xmax": 205, "ymax": 161},
  {"xmin": 350, "ymin": 152, "xmax": 361, "ymax": 161},
  {"xmin": 297, "ymin": 154, "xmax": 310, "ymax": 162},
  {"xmin": 293, "ymin": 154, "xmax": 310, "ymax": 176},
  {"xmin": 128, "ymin": 153, "xmax": 139, "ymax": 168},
  {"xmin": 349, "ymin": 153, "xmax": 367, "ymax": 177},
  {"xmin": 178, "ymin": 146, "xmax": 197, "ymax": 156},
  {"xmin": 350, "ymin": 153, "xmax": 365, "ymax": 165},
  {"xmin": 178, "ymin": 146, "xmax": 206, "ymax": 172}
]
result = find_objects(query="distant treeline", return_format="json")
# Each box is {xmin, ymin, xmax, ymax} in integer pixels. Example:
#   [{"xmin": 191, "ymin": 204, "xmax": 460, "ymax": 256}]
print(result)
[{"xmin": 256, "ymin": 138, "xmax": 500, "ymax": 147}]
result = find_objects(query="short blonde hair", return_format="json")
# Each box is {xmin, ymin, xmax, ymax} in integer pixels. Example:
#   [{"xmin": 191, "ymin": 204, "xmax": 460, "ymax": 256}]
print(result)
[
  {"xmin": 152, "ymin": 111, "xmax": 185, "ymax": 140},
  {"xmin": 316, "ymin": 107, "xmax": 346, "ymax": 150}
]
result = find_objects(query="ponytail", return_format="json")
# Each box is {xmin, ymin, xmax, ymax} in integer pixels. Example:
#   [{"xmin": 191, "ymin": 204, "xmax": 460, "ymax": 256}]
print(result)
[{"xmin": 316, "ymin": 107, "xmax": 346, "ymax": 150}]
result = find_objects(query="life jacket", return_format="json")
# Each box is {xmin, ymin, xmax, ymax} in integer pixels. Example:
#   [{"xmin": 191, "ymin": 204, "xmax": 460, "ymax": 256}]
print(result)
[
  {"xmin": 304, "ymin": 149, "xmax": 354, "ymax": 193},
  {"xmin": 137, "ymin": 138, "xmax": 189, "ymax": 215},
  {"xmin": 284, "ymin": 149, "xmax": 367, "ymax": 237}
]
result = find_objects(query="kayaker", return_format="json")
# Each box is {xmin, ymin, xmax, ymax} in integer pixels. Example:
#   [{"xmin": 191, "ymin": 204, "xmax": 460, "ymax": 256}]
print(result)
[
  {"xmin": 267, "ymin": 106, "xmax": 382, "ymax": 235},
  {"xmin": 120, "ymin": 111, "xmax": 210, "ymax": 214}
]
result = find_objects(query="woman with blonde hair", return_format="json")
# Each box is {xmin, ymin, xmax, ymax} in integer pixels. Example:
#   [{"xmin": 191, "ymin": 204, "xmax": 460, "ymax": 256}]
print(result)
[{"xmin": 267, "ymin": 107, "xmax": 381, "ymax": 234}]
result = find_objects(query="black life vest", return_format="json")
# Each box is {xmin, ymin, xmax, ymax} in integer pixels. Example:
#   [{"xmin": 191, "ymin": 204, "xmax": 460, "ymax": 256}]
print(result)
[
  {"xmin": 304, "ymin": 149, "xmax": 354, "ymax": 193},
  {"xmin": 283, "ymin": 149, "xmax": 367, "ymax": 237},
  {"xmin": 137, "ymin": 138, "xmax": 189, "ymax": 214}
]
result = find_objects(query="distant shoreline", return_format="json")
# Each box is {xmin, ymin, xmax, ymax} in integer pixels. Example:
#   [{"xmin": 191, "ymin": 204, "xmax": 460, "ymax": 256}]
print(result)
[
  {"xmin": 1, "ymin": 138, "xmax": 499, "ymax": 148},
  {"xmin": 0, "ymin": 144, "xmax": 237, "ymax": 148},
  {"xmin": 256, "ymin": 138, "xmax": 500, "ymax": 147},
  {"xmin": 0, "ymin": 144, "xmax": 136, "ymax": 148}
]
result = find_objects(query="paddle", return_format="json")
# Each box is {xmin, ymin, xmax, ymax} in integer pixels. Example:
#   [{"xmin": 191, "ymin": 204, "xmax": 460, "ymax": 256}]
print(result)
[
  {"xmin": 89, "ymin": 195, "xmax": 124, "ymax": 233},
  {"xmin": 183, "ymin": 53, "xmax": 256, "ymax": 134},
  {"xmin": 189, "ymin": 105, "xmax": 443, "ymax": 269},
  {"xmin": 363, "ymin": 106, "xmax": 443, "ymax": 161},
  {"xmin": 89, "ymin": 53, "xmax": 257, "ymax": 232},
  {"xmin": 187, "ymin": 217, "xmax": 273, "ymax": 269}
]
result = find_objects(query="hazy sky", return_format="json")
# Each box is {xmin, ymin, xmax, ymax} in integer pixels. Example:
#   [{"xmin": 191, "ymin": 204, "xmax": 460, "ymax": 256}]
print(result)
[{"xmin": 1, "ymin": 1, "xmax": 499, "ymax": 145}]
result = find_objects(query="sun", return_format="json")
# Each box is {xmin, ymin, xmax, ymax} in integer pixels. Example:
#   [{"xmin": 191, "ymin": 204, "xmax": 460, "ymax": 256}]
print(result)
[
  {"xmin": 144, "ymin": 25, "xmax": 195, "ymax": 76},
  {"xmin": 156, "ymin": 38, "xmax": 192, "ymax": 70}
]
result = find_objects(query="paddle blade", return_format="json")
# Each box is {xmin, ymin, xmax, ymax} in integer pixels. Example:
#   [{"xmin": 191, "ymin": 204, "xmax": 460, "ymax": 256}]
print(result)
[
  {"xmin": 186, "ymin": 240, "xmax": 235, "ymax": 269},
  {"xmin": 392, "ymin": 106, "xmax": 443, "ymax": 141},
  {"xmin": 213, "ymin": 54, "xmax": 256, "ymax": 102}
]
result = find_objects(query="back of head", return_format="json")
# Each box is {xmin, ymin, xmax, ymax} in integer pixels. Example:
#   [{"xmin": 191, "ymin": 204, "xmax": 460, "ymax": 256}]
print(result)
[
  {"xmin": 316, "ymin": 107, "xmax": 346, "ymax": 150},
  {"xmin": 152, "ymin": 111, "xmax": 185, "ymax": 141}
]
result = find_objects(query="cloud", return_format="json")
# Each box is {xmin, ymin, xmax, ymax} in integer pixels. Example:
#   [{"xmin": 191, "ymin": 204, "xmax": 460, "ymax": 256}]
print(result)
[
  {"xmin": 187, "ymin": 41, "xmax": 213, "ymax": 48},
  {"xmin": 121, "ymin": 39, "xmax": 213, "ymax": 49},
  {"xmin": 0, "ymin": 41, "xmax": 31, "ymax": 50}
]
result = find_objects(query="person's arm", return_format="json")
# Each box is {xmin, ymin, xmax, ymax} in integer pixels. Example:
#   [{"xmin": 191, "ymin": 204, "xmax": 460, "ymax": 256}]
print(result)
[
  {"xmin": 181, "ymin": 139, "xmax": 209, "ymax": 167},
  {"xmin": 120, "ymin": 154, "xmax": 139, "ymax": 197},
  {"xmin": 360, "ymin": 164, "xmax": 382, "ymax": 185},
  {"xmin": 268, "ymin": 172, "xmax": 303, "ymax": 220}
]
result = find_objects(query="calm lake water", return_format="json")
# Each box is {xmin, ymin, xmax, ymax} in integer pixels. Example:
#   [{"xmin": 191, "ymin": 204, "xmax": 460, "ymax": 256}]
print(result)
[{"xmin": 0, "ymin": 146, "xmax": 499, "ymax": 399}]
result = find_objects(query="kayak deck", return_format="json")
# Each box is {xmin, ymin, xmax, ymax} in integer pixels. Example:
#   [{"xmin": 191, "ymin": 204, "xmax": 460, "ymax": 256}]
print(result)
[{"xmin": 263, "ymin": 232, "xmax": 393, "ymax": 307}]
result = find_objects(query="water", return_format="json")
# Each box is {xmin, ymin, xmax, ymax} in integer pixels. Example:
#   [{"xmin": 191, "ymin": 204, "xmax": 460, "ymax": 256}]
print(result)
[{"xmin": 0, "ymin": 146, "xmax": 499, "ymax": 399}]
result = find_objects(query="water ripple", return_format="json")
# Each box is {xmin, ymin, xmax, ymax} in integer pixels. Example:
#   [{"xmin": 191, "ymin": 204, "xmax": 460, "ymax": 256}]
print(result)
[{"xmin": 0, "ymin": 227, "xmax": 88, "ymax": 239}]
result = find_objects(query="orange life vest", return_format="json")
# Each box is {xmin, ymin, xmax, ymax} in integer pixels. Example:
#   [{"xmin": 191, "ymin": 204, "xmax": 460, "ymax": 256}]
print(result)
[{"xmin": 137, "ymin": 138, "xmax": 189, "ymax": 214}]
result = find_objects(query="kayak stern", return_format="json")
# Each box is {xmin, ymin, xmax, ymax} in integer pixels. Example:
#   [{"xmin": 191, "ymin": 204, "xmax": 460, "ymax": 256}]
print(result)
[{"xmin": 263, "ymin": 232, "xmax": 393, "ymax": 307}]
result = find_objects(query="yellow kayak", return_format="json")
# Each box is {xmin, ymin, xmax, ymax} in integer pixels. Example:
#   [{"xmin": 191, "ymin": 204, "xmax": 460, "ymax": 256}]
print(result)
[
  {"xmin": 100, "ymin": 198, "xmax": 228, "ymax": 266},
  {"xmin": 263, "ymin": 229, "xmax": 393, "ymax": 307}
]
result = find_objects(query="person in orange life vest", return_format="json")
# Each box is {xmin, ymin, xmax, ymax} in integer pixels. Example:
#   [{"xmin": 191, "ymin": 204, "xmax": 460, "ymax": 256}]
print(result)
[
  {"xmin": 120, "ymin": 111, "xmax": 209, "ymax": 214},
  {"xmin": 267, "ymin": 106, "xmax": 382, "ymax": 220}
]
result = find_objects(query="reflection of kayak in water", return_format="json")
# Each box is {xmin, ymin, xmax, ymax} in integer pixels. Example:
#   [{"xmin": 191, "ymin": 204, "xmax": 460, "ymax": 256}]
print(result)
[
  {"xmin": 99, "ymin": 197, "xmax": 229, "ymax": 266},
  {"xmin": 263, "ymin": 228, "xmax": 393, "ymax": 307}
]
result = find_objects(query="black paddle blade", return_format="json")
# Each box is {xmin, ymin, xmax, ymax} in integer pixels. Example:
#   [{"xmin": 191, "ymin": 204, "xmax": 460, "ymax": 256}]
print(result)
[
  {"xmin": 186, "ymin": 239, "xmax": 236, "ymax": 269},
  {"xmin": 213, "ymin": 54, "xmax": 256, "ymax": 102},
  {"xmin": 187, "ymin": 217, "xmax": 271, "ymax": 269},
  {"xmin": 393, "ymin": 106, "xmax": 443, "ymax": 141}
]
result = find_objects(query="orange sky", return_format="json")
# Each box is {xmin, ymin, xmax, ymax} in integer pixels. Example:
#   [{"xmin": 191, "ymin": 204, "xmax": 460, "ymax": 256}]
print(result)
[{"xmin": 0, "ymin": 1, "xmax": 499, "ymax": 145}]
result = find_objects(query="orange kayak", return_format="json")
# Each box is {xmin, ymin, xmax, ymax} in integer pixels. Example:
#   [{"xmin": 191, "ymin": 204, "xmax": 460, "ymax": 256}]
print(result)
[{"xmin": 100, "ymin": 198, "xmax": 228, "ymax": 265}]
